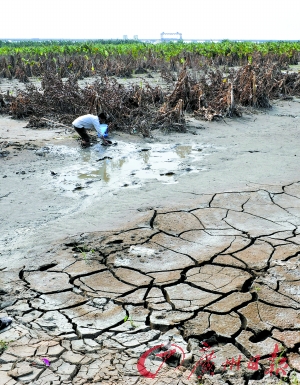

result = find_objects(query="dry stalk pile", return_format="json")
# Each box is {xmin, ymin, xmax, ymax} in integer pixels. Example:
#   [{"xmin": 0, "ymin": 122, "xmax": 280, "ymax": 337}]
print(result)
[
  {"xmin": 1, "ymin": 61, "xmax": 300, "ymax": 135},
  {"xmin": 157, "ymin": 61, "xmax": 300, "ymax": 121},
  {"xmin": 0, "ymin": 71, "xmax": 165, "ymax": 135}
]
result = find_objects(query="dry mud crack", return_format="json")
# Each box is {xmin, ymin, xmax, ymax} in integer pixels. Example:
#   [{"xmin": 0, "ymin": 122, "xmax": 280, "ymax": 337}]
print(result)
[{"xmin": 0, "ymin": 185, "xmax": 300, "ymax": 385}]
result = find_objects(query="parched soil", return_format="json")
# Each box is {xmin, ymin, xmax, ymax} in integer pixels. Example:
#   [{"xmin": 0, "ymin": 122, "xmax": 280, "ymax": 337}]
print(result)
[{"xmin": 0, "ymin": 91, "xmax": 300, "ymax": 384}]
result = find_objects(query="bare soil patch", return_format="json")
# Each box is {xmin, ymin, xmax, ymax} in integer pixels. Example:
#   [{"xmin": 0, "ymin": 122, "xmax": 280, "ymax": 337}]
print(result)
[
  {"xmin": 1, "ymin": 96, "xmax": 300, "ymax": 263},
  {"xmin": 1, "ymin": 80, "xmax": 300, "ymax": 385}
]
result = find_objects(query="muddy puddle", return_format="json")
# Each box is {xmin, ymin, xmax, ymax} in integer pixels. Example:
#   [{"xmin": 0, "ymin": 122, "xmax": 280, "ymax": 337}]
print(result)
[{"xmin": 41, "ymin": 140, "xmax": 222, "ymax": 196}]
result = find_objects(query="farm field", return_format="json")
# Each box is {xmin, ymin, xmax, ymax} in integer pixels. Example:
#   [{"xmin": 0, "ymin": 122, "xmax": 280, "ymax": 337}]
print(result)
[
  {"xmin": 1, "ymin": 41, "xmax": 300, "ymax": 385},
  {"xmin": 1, "ymin": 40, "xmax": 300, "ymax": 132}
]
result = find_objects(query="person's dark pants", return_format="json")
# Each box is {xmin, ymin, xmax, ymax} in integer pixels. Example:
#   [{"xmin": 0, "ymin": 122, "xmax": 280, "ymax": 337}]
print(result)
[{"xmin": 73, "ymin": 126, "xmax": 90, "ymax": 143}]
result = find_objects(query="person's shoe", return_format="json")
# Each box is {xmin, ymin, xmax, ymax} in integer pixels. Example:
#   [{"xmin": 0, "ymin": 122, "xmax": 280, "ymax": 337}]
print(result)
[
  {"xmin": 0, "ymin": 317, "xmax": 12, "ymax": 332},
  {"xmin": 101, "ymin": 139, "xmax": 113, "ymax": 146}
]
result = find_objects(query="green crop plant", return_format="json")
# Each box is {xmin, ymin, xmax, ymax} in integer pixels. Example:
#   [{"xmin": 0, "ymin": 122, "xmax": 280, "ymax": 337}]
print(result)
[
  {"xmin": 0, "ymin": 39, "xmax": 299, "ymax": 83},
  {"xmin": 0, "ymin": 340, "xmax": 9, "ymax": 353},
  {"xmin": 1, "ymin": 40, "xmax": 300, "ymax": 60},
  {"xmin": 74, "ymin": 245, "xmax": 95, "ymax": 264},
  {"xmin": 290, "ymin": 371, "xmax": 300, "ymax": 385},
  {"xmin": 124, "ymin": 315, "xmax": 137, "ymax": 328},
  {"xmin": 274, "ymin": 344, "xmax": 291, "ymax": 385},
  {"xmin": 275, "ymin": 344, "xmax": 286, "ymax": 368}
]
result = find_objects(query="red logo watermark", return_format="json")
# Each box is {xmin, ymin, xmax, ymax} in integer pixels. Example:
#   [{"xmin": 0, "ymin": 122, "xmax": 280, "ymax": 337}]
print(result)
[
  {"xmin": 137, "ymin": 343, "xmax": 185, "ymax": 378},
  {"xmin": 137, "ymin": 342, "xmax": 289, "ymax": 380}
]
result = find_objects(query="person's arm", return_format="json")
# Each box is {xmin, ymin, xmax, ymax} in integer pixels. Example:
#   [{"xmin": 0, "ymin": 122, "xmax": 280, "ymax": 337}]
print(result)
[{"xmin": 92, "ymin": 116, "xmax": 110, "ymax": 144}]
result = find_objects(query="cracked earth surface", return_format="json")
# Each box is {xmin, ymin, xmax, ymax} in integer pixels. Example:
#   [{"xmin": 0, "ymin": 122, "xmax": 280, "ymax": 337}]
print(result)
[
  {"xmin": 1, "ymin": 185, "xmax": 300, "ymax": 385},
  {"xmin": 1, "ymin": 99, "xmax": 300, "ymax": 384}
]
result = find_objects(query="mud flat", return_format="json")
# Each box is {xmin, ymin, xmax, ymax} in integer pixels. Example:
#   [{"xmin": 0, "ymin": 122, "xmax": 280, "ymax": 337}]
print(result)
[{"xmin": 0, "ymin": 98, "xmax": 300, "ymax": 384}]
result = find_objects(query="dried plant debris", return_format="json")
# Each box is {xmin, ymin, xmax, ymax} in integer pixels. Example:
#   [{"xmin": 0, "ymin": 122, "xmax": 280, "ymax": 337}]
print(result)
[{"xmin": 1, "ymin": 59, "xmax": 300, "ymax": 135}]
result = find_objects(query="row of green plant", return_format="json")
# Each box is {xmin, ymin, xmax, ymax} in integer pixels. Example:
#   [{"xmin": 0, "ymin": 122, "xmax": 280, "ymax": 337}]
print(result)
[
  {"xmin": 1, "ymin": 43, "xmax": 299, "ymax": 83},
  {"xmin": 0, "ymin": 40, "xmax": 300, "ymax": 61}
]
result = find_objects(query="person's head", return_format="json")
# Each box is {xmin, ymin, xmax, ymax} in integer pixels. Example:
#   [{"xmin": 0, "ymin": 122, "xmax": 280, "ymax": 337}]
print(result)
[{"xmin": 98, "ymin": 112, "xmax": 108, "ymax": 124}]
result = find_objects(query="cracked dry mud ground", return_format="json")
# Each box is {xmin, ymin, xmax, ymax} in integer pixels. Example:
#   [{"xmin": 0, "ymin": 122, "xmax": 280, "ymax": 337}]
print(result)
[{"xmin": 1, "ymin": 185, "xmax": 300, "ymax": 385}]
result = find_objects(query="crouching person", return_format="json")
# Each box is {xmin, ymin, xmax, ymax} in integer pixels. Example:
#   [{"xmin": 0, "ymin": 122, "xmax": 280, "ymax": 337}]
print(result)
[{"xmin": 72, "ymin": 113, "xmax": 109, "ymax": 147}]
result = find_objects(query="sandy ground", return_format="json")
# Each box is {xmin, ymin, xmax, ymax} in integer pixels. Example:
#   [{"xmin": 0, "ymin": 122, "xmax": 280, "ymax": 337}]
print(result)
[
  {"xmin": 1, "ymin": 92, "xmax": 300, "ymax": 385},
  {"xmin": 1, "ymin": 97, "xmax": 300, "ymax": 269}
]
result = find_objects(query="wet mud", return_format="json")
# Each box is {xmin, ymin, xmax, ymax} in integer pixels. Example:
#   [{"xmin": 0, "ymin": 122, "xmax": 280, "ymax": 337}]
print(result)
[{"xmin": 0, "ymin": 98, "xmax": 300, "ymax": 384}]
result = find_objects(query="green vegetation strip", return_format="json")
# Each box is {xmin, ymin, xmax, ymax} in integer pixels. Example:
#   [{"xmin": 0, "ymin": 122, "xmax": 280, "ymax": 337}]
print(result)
[{"xmin": 0, "ymin": 40, "xmax": 300, "ymax": 60}]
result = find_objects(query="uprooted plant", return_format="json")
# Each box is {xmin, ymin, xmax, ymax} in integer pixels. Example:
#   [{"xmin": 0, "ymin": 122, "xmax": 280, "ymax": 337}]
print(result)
[{"xmin": 1, "ymin": 60, "xmax": 300, "ymax": 135}]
